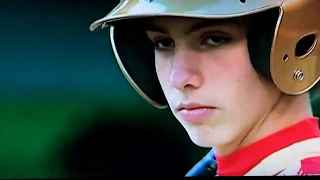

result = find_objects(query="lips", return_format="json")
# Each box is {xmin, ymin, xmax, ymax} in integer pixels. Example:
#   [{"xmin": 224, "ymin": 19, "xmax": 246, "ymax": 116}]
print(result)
[
  {"xmin": 176, "ymin": 103, "xmax": 215, "ymax": 123},
  {"xmin": 177, "ymin": 102, "xmax": 214, "ymax": 111},
  {"xmin": 179, "ymin": 106, "xmax": 212, "ymax": 111}
]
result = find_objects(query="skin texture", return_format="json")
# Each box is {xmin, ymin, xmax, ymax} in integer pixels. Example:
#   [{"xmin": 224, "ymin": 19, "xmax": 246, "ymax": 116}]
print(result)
[{"xmin": 145, "ymin": 17, "xmax": 313, "ymax": 156}]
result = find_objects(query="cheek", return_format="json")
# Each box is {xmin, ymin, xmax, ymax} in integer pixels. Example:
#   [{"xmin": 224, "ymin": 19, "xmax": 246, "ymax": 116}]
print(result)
[
  {"xmin": 155, "ymin": 54, "xmax": 172, "ymax": 93},
  {"xmin": 202, "ymin": 40, "xmax": 265, "ymax": 117},
  {"xmin": 204, "ymin": 41, "xmax": 254, "ymax": 92},
  {"xmin": 155, "ymin": 53, "xmax": 181, "ymax": 111},
  {"xmin": 208, "ymin": 42, "xmax": 272, "ymax": 118}
]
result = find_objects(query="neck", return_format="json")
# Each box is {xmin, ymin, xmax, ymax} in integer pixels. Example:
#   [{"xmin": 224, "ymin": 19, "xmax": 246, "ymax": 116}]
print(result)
[{"xmin": 215, "ymin": 92, "xmax": 313, "ymax": 156}]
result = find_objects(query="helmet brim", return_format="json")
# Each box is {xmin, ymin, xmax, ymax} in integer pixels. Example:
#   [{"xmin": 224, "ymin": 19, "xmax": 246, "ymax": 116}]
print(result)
[{"xmin": 90, "ymin": 0, "xmax": 284, "ymax": 31}]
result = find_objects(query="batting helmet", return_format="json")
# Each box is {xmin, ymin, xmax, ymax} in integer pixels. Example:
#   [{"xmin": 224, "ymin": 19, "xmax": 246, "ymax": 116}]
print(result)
[{"xmin": 90, "ymin": 0, "xmax": 320, "ymax": 108}]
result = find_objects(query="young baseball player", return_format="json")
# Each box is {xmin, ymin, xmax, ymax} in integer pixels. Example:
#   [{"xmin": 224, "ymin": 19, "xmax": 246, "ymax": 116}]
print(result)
[{"xmin": 90, "ymin": 0, "xmax": 320, "ymax": 176}]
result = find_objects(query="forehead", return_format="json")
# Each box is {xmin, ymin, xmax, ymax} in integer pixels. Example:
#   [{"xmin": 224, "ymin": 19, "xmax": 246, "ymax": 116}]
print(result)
[
  {"xmin": 144, "ymin": 16, "xmax": 247, "ymax": 34},
  {"xmin": 149, "ymin": 16, "xmax": 202, "ymax": 26}
]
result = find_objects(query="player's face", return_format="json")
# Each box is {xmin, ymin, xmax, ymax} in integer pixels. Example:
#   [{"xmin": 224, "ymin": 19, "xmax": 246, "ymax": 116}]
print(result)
[{"xmin": 145, "ymin": 17, "xmax": 281, "ymax": 150}]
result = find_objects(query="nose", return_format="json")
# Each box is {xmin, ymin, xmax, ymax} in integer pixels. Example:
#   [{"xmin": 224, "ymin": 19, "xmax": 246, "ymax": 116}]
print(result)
[{"xmin": 169, "ymin": 48, "xmax": 204, "ymax": 91}]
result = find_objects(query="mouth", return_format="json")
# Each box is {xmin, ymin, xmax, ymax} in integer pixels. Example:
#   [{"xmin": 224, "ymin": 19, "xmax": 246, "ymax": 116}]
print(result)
[
  {"xmin": 176, "ymin": 103, "xmax": 216, "ymax": 123},
  {"xmin": 177, "ymin": 103, "xmax": 215, "ymax": 112}
]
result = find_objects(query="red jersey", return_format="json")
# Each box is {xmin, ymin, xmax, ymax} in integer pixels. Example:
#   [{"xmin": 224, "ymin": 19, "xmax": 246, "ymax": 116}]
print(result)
[{"xmin": 215, "ymin": 117, "xmax": 320, "ymax": 176}]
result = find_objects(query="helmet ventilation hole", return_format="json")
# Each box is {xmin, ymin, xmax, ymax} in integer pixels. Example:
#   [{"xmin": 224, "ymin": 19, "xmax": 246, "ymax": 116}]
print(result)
[
  {"xmin": 295, "ymin": 33, "xmax": 317, "ymax": 59},
  {"xmin": 240, "ymin": 0, "xmax": 246, "ymax": 3}
]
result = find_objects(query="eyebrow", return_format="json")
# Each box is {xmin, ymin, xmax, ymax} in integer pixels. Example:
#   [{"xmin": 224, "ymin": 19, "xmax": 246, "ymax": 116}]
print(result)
[{"xmin": 144, "ymin": 19, "xmax": 238, "ymax": 35}]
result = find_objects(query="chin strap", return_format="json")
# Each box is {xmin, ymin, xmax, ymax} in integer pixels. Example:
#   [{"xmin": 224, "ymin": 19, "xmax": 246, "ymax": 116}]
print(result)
[{"xmin": 185, "ymin": 149, "xmax": 217, "ymax": 177}]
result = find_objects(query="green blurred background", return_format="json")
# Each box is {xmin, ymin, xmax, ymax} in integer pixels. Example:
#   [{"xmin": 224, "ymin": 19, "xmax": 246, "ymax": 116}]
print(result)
[
  {"xmin": 1, "ymin": 0, "xmax": 320, "ymax": 178},
  {"xmin": 0, "ymin": 0, "xmax": 209, "ymax": 178}
]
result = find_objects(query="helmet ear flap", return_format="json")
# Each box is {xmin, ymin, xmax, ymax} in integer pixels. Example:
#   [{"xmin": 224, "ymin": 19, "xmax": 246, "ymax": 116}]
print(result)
[{"xmin": 111, "ymin": 20, "xmax": 168, "ymax": 108}]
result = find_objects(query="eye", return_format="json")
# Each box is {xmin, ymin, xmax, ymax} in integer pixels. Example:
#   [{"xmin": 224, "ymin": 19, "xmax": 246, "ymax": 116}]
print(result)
[
  {"xmin": 153, "ymin": 38, "xmax": 175, "ymax": 49},
  {"xmin": 201, "ymin": 36, "xmax": 231, "ymax": 48}
]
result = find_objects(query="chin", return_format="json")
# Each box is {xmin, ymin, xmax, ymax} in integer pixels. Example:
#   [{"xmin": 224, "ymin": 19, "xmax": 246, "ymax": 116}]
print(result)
[
  {"xmin": 185, "ymin": 125, "xmax": 235, "ymax": 149},
  {"xmin": 190, "ymin": 137, "xmax": 213, "ymax": 148},
  {"xmin": 185, "ymin": 127, "xmax": 217, "ymax": 148}
]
